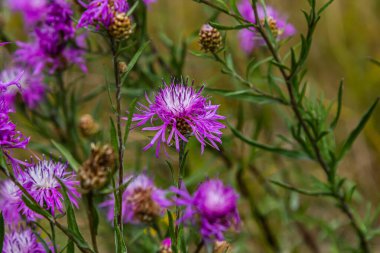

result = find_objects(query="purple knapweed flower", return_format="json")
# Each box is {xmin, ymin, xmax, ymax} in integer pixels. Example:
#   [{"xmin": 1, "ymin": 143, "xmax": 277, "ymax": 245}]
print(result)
[
  {"xmin": 171, "ymin": 179, "xmax": 240, "ymax": 241},
  {"xmin": 77, "ymin": 0, "xmax": 129, "ymax": 29},
  {"xmin": 129, "ymin": 82, "xmax": 225, "ymax": 157},
  {"xmin": 3, "ymin": 228, "xmax": 45, "ymax": 253},
  {"xmin": 5, "ymin": 0, "xmax": 48, "ymax": 24},
  {"xmin": 0, "ymin": 94, "xmax": 30, "ymax": 167},
  {"xmin": 238, "ymin": 0, "xmax": 296, "ymax": 54},
  {"xmin": 159, "ymin": 238, "xmax": 171, "ymax": 252},
  {"xmin": 20, "ymin": 159, "xmax": 80, "ymax": 215},
  {"xmin": 14, "ymin": 1, "xmax": 87, "ymax": 74},
  {"xmin": 0, "ymin": 180, "xmax": 23, "ymax": 225},
  {"xmin": 0, "ymin": 67, "xmax": 45, "ymax": 109},
  {"xmin": 101, "ymin": 174, "xmax": 170, "ymax": 224}
]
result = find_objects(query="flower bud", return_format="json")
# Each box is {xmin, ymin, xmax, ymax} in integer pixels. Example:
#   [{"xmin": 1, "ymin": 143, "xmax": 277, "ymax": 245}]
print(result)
[
  {"xmin": 79, "ymin": 114, "xmax": 99, "ymax": 137},
  {"xmin": 158, "ymin": 238, "xmax": 172, "ymax": 253},
  {"xmin": 118, "ymin": 61, "xmax": 128, "ymax": 74},
  {"xmin": 78, "ymin": 143, "xmax": 115, "ymax": 192},
  {"xmin": 109, "ymin": 13, "xmax": 133, "ymax": 40},
  {"xmin": 199, "ymin": 24, "xmax": 222, "ymax": 53},
  {"xmin": 260, "ymin": 18, "xmax": 281, "ymax": 38},
  {"xmin": 213, "ymin": 241, "xmax": 232, "ymax": 253}
]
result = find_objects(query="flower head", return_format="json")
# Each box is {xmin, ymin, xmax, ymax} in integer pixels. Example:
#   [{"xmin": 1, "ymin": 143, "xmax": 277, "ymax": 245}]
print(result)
[
  {"xmin": 3, "ymin": 228, "xmax": 45, "ymax": 253},
  {"xmin": 77, "ymin": 0, "xmax": 129, "ymax": 29},
  {"xmin": 5, "ymin": 0, "xmax": 47, "ymax": 24},
  {"xmin": 101, "ymin": 174, "xmax": 170, "ymax": 224},
  {"xmin": 0, "ymin": 67, "xmax": 45, "ymax": 109},
  {"xmin": 130, "ymin": 82, "xmax": 225, "ymax": 156},
  {"xmin": 159, "ymin": 238, "xmax": 172, "ymax": 253},
  {"xmin": 0, "ymin": 180, "xmax": 23, "ymax": 225},
  {"xmin": 238, "ymin": 0, "xmax": 296, "ymax": 54},
  {"xmin": 20, "ymin": 159, "xmax": 80, "ymax": 215},
  {"xmin": 171, "ymin": 179, "xmax": 240, "ymax": 241}
]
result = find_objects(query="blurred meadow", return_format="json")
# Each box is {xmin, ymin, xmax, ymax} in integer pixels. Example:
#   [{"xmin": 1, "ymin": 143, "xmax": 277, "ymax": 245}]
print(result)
[{"xmin": 1, "ymin": 0, "xmax": 380, "ymax": 252}]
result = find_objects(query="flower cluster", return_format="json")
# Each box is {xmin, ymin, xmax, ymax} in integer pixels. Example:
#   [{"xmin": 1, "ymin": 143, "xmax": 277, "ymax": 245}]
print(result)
[
  {"xmin": 15, "ymin": 0, "xmax": 87, "ymax": 74},
  {"xmin": 171, "ymin": 179, "xmax": 240, "ymax": 240},
  {"xmin": 101, "ymin": 174, "xmax": 170, "ymax": 224},
  {"xmin": 130, "ymin": 82, "xmax": 225, "ymax": 156},
  {"xmin": 238, "ymin": 0, "xmax": 296, "ymax": 53},
  {"xmin": 3, "ymin": 228, "xmax": 46, "ymax": 253}
]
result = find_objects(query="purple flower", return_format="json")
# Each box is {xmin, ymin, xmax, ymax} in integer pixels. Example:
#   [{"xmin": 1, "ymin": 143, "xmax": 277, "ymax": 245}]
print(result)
[
  {"xmin": 171, "ymin": 179, "xmax": 240, "ymax": 241},
  {"xmin": 3, "ymin": 228, "xmax": 45, "ymax": 253},
  {"xmin": 20, "ymin": 159, "xmax": 80, "ymax": 215},
  {"xmin": 14, "ymin": 1, "xmax": 87, "ymax": 74},
  {"xmin": 129, "ymin": 82, "xmax": 225, "ymax": 157},
  {"xmin": 238, "ymin": 0, "xmax": 296, "ymax": 54},
  {"xmin": 101, "ymin": 174, "xmax": 170, "ymax": 224},
  {"xmin": 0, "ymin": 67, "xmax": 46, "ymax": 109},
  {"xmin": 0, "ymin": 94, "xmax": 30, "ymax": 167},
  {"xmin": 77, "ymin": 0, "xmax": 129, "ymax": 29},
  {"xmin": 143, "ymin": 0, "xmax": 157, "ymax": 5},
  {"xmin": 159, "ymin": 238, "xmax": 171, "ymax": 252},
  {"xmin": 5, "ymin": 0, "xmax": 48, "ymax": 24},
  {"xmin": 0, "ymin": 180, "xmax": 23, "ymax": 225}
]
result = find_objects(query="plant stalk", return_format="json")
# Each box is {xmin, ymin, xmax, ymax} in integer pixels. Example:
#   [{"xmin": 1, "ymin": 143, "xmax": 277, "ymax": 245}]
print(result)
[{"xmin": 86, "ymin": 191, "xmax": 99, "ymax": 253}]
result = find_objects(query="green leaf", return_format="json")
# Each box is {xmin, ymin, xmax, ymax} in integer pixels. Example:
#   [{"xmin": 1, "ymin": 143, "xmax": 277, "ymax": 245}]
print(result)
[
  {"xmin": 0, "ymin": 213, "xmax": 4, "ymax": 252},
  {"xmin": 336, "ymin": 98, "xmax": 379, "ymax": 162},
  {"xmin": 51, "ymin": 140, "xmax": 80, "ymax": 172},
  {"xmin": 123, "ymin": 98, "xmax": 137, "ymax": 145},
  {"xmin": 111, "ymin": 177, "xmax": 127, "ymax": 253},
  {"xmin": 120, "ymin": 41, "xmax": 150, "ymax": 85},
  {"xmin": 213, "ymin": 0, "xmax": 229, "ymax": 11},
  {"xmin": 167, "ymin": 210, "xmax": 178, "ymax": 253},
  {"xmin": 229, "ymin": 122, "xmax": 308, "ymax": 159},
  {"xmin": 126, "ymin": 0, "xmax": 139, "ymax": 16},
  {"xmin": 209, "ymin": 21, "xmax": 254, "ymax": 30},
  {"xmin": 22, "ymin": 195, "xmax": 53, "ymax": 220},
  {"xmin": 330, "ymin": 81, "xmax": 343, "ymax": 129},
  {"xmin": 109, "ymin": 118, "xmax": 119, "ymax": 152},
  {"xmin": 206, "ymin": 88, "xmax": 282, "ymax": 105},
  {"xmin": 270, "ymin": 180, "xmax": 332, "ymax": 197}
]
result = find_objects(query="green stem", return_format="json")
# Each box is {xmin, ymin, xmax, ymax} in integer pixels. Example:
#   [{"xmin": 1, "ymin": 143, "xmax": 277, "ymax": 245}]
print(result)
[
  {"xmin": 50, "ymin": 221, "xmax": 57, "ymax": 253},
  {"xmin": 86, "ymin": 191, "xmax": 99, "ymax": 253}
]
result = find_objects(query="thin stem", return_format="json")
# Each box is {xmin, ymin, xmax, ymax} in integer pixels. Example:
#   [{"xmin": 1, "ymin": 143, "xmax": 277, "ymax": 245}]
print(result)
[
  {"xmin": 111, "ymin": 38, "xmax": 125, "ymax": 231},
  {"xmin": 50, "ymin": 221, "xmax": 57, "ymax": 253},
  {"xmin": 194, "ymin": 240, "xmax": 204, "ymax": 253},
  {"xmin": 86, "ymin": 191, "xmax": 99, "ymax": 253}
]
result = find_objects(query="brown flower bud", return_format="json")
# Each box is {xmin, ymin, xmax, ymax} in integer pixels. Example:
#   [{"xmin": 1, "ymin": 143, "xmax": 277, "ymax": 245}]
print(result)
[
  {"xmin": 128, "ymin": 187, "xmax": 161, "ymax": 223},
  {"xmin": 118, "ymin": 61, "xmax": 128, "ymax": 74},
  {"xmin": 109, "ymin": 13, "xmax": 133, "ymax": 40},
  {"xmin": 260, "ymin": 18, "xmax": 281, "ymax": 38},
  {"xmin": 199, "ymin": 24, "xmax": 222, "ymax": 53},
  {"xmin": 78, "ymin": 144, "xmax": 115, "ymax": 192},
  {"xmin": 158, "ymin": 238, "xmax": 172, "ymax": 253},
  {"xmin": 213, "ymin": 241, "xmax": 232, "ymax": 253},
  {"xmin": 79, "ymin": 114, "xmax": 99, "ymax": 137}
]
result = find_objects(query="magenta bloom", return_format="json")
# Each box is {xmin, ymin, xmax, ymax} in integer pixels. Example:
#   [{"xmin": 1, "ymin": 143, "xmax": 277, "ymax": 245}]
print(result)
[
  {"xmin": 0, "ymin": 95, "xmax": 30, "ymax": 167},
  {"xmin": 0, "ymin": 180, "xmax": 23, "ymax": 225},
  {"xmin": 143, "ymin": 0, "xmax": 157, "ymax": 5},
  {"xmin": 5, "ymin": 0, "xmax": 47, "ymax": 24},
  {"xmin": 77, "ymin": 0, "xmax": 129, "ymax": 29},
  {"xmin": 14, "ymin": 1, "xmax": 87, "ymax": 74},
  {"xmin": 130, "ymin": 83, "xmax": 225, "ymax": 156},
  {"xmin": 101, "ymin": 174, "xmax": 170, "ymax": 224},
  {"xmin": 238, "ymin": 0, "xmax": 296, "ymax": 54},
  {"xmin": 171, "ymin": 179, "xmax": 240, "ymax": 241},
  {"xmin": 159, "ymin": 238, "xmax": 171, "ymax": 252},
  {"xmin": 20, "ymin": 159, "xmax": 80, "ymax": 216},
  {"xmin": 0, "ymin": 67, "xmax": 45, "ymax": 109},
  {"xmin": 3, "ymin": 228, "xmax": 45, "ymax": 253}
]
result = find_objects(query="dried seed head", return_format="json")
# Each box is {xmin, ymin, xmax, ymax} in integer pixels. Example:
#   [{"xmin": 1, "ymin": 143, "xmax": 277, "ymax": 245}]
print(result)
[
  {"xmin": 213, "ymin": 241, "xmax": 232, "ymax": 253},
  {"xmin": 78, "ymin": 143, "xmax": 115, "ymax": 192},
  {"xmin": 79, "ymin": 114, "xmax": 99, "ymax": 137},
  {"xmin": 127, "ymin": 187, "xmax": 161, "ymax": 223},
  {"xmin": 118, "ymin": 61, "xmax": 128, "ymax": 74},
  {"xmin": 199, "ymin": 24, "xmax": 222, "ymax": 53},
  {"xmin": 260, "ymin": 17, "xmax": 281, "ymax": 38},
  {"xmin": 109, "ymin": 12, "xmax": 133, "ymax": 40}
]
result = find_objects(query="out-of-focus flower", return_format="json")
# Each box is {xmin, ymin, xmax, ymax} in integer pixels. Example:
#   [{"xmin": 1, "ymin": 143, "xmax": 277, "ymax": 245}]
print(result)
[
  {"xmin": 0, "ymin": 180, "xmax": 23, "ymax": 225},
  {"xmin": 129, "ymin": 82, "xmax": 225, "ymax": 157},
  {"xmin": 101, "ymin": 174, "xmax": 170, "ymax": 224},
  {"xmin": 5, "ymin": 0, "xmax": 48, "ymax": 24},
  {"xmin": 14, "ymin": 1, "xmax": 87, "ymax": 74},
  {"xmin": 3, "ymin": 228, "xmax": 45, "ymax": 253},
  {"xmin": 0, "ymin": 67, "xmax": 45, "ymax": 109},
  {"xmin": 78, "ymin": 143, "xmax": 115, "ymax": 192},
  {"xmin": 79, "ymin": 114, "xmax": 100, "ymax": 137},
  {"xmin": 0, "ymin": 92, "xmax": 30, "ymax": 167},
  {"xmin": 159, "ymin": 238, "xmax": 172, "ymax": 253},
  {"xmin": 77, "ymin": 0, "xmax": 129, "ymax": 29},
  {"xmin": 20, "ymin": 159, "xmax": 80, "ymax": 215},
  {"xmin": 213, "ymin": 240, "xmax": 232, "ymax": 253},
  {"xmin": 143, "ymin": 0, "xmax": 157, "ymax": 5},
  {"xmin": 199, "ymin": 24, "xmax": 222, "ymax": 53},
  {"xmin": 171, "ymin": 179, "xmax": 240, "ymax": 241},
  {"xmin": 238, "ymin": 0, "xmax": 296, "ymax": 54}
]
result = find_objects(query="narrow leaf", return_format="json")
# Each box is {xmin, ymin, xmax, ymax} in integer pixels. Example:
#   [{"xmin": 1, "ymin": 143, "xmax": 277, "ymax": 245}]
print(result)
[
  {"xmin": 121, "ymin": 41, "xmax": 150, "ymax": 85},
  {"xmin": 51, "ymin": 140, "xmax": 80, "ymax": 172},
  {"xmin": 123, "ymin": 98, "xmax": 138, "ymax": 145},
  {"xmin": 330, "ymin": 80, "xmax": 343, "ymax": 129}
]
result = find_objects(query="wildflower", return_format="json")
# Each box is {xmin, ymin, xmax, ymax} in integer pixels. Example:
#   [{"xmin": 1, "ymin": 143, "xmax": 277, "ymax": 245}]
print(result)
[
  {"xmin": 171, "ymin": 179, "xmax": 240, "ymax": 241},
  {"xmin": 0, "ymin": 180, "xmax": 23, "ymax": 225},
  {"xmin": 159, "ymin": 238, "xmax": 172, "ymax": 253},
  {"xmin": 14, "ymin": 1, "xmax": 87, "ymax": 74},
  {"xmin": 0, "ymin": 67, "xmax": 45, "ymax": 109},
  {"xmin": 213, "ymin": 240, "xmax": 232, "ymax": 253},
  {"xmin": 238, "ymin": 0, "xmax": 296, "ymax": 54},
  {"xmin": 5, "ymin": 0, "xmax": 47, "ymax": 24},
  {"xmin": 79, "ymin": 114, "xmax": 100, "ymax": 137},
  {"xmin": 129, "ymin": 82, "xmax": 225, "ymax": 157},
  {"xmin": 143, "ymin": 0, "xmax": 157, "ymax": 5},
  {"xmin": 101, "ymin": 174, "xmax": 170, "ymax": 224},
  {"xmin": 20, "ymin": 159, "xmax": 80, "ymax": 215},
  {"xmin": 77, "ymin": 0, "xmax": 129, "ymax": 29},
  {"xmin": 3, "ymin": 228, "xmax": 45, "ymax": 253},
  {"xmin": 199, "ymin": 24, "xmax": 222, "ymax": 53},
  {"xmin": 78, "ymin": 143, "xmax": 115, "ymax": 192},
  {"xmin": 0, "ymin": 94, "xmax": 30, "ymax": 167}
]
